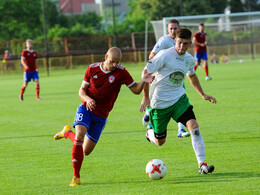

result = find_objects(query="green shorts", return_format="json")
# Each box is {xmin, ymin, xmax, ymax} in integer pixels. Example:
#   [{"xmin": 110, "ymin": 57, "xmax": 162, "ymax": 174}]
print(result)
[{"xmin": 147, "ymin": 94, "xmax": 191, "ymax": 136}]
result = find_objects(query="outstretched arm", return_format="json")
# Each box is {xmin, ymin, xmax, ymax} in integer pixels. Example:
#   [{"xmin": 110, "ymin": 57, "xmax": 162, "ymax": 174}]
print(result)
[
  {"xmin": 187, "ymin": 74, "xmax": 217, "ymax": 104},
  {"xmin": 79, "ymin": 82, "xmax": 96, "ymax": 111},
  {"xmin": 129, "ymin": 72, "xmax": 154, "ymax": 95}
]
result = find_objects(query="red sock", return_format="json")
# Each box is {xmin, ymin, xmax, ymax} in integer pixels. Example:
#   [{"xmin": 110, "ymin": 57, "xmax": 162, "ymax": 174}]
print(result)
[
  {"xmin": 194, "ymin": 64, "xmax": 198, "ymax": 71},
  {"xmin": 64, "ymin": 130, "xmax": 75, "ymax": 143},
  {"xmin": 72, "ymin": 140, "xmax": 84, "ymax": 178},
  {"xmin": 204, "ymin": 65, "xmax": 208, "ymax": 76},
  {"xmin": 20, "ymin": 86, "xmax": 26, "ymax": 97},
  {"xmin": 36, "ymin": 84, "xmax": 40, "ymax": 98}
]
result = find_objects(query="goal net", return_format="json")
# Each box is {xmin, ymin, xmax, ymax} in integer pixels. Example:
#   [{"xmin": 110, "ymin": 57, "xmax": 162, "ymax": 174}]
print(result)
[{"xmin": 150, "ymin": 11, "xmax": 260, "ymax": 59}]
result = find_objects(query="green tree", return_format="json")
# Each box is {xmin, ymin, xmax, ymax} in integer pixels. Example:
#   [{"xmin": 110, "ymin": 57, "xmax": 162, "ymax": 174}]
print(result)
[
  {"xmin": 229, "ymin": 0, "xmax": 260, "ymax": 12},
  {"xmin": 128, "ymin": 0, "xmax": 227, "ymax": 21},
  {"xmin": 0, "ymin": 0, "xmax": 42, "ymax": 40}
]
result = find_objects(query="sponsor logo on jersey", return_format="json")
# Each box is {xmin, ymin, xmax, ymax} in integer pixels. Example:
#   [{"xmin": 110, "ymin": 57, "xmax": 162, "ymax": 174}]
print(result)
[
  {"xmin": 169, "ymin": 71, "xmax": 184, "ymax": 85},
  {"xmin": 109, "ymin": 75, "xmax": 115, "ymax": 83},
  {"xmin": 93, "ymin": 75, "xmax": 98, "ymax": 78},
  {"xmin": 176, "ymin": 57, "xmax": 184, "ymax": 61}
]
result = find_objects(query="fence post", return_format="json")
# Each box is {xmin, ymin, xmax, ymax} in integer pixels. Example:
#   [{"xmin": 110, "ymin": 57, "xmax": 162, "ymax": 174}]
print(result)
[
  {"xmin": 131, "ymin": 32, "xmax": 137, "ymax": 63},
  {"xmin": 70, "ymin": 55, "xmax": 73, "ymax": 69}
]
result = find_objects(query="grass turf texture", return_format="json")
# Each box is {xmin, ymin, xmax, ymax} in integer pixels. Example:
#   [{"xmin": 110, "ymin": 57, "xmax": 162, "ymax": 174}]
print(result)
[{"xmin": 0, "ymin": 59, "xmax": 259, "ymax": 194}]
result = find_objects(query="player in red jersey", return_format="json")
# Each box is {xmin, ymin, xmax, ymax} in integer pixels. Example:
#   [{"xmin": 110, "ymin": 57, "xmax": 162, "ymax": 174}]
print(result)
[
  {"xmin": 193, "ymin": 23, "xmax": 212, "ymax": 81},
  {"xmin": 54, "ymin": 47, "xmax": 154, "ymax": 186},
  {"xmin": 20, "ymin": 39, "xmax": 40, "ymax": 100}
]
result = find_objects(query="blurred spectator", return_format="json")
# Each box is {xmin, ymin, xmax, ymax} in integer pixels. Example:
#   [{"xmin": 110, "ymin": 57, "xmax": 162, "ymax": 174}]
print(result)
[
  {"xmin": 220, "ymin": 53, "xmax": 229, "ymax": 63},
  {"xmin": 210, "ymin": 52, "xmax": 219, "ymax": 64},
  {"xmin": 3, "ymin": 50, "xmax": 10, "ymax": 70}
]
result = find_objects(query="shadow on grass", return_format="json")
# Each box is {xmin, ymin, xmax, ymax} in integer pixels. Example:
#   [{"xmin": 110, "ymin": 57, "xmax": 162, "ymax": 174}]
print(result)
[
  {"xmin": 171, "ymin": 172, "xmax": 260, "ymax": 184},
  {"xmin": 0, "ymin": 134, "xmax": 52, "ymax": 140},
  {"xmin": 81, "ymin": 172, "xmax": 260, "ymax": 186},
  {"xmin": 0, "ymin": 130, "xmax": 142, "ymax": 140}
]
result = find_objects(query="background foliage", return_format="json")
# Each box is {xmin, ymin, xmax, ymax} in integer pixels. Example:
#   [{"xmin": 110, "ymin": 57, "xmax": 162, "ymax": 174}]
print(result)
[{"xmin": 0, "ymin": 0, "xmax": 260, "ymax": 41}]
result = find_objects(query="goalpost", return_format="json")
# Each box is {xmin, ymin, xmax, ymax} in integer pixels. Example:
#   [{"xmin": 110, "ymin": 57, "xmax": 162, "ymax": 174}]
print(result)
[{"xmin": 149, "ymin": 11, "xmax": 260, "ymax": 60}]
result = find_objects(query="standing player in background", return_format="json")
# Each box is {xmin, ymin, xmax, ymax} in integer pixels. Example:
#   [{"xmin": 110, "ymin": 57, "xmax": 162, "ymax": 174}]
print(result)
[
  {"xmin": 193, "ymin": 23, "xmax": 212, "ymax": 81},
  {"xmin": 20, "ymin": 39, "xmax": 40, "ymax": 101},
  {"xmin": 142, "ymin": 19, "xmax": 190, "ymax": 138},
  {"xmin": 54, "ymin": 47, "xmax": 153, "ymax": 186},
  {"xmin": 140, "ymin": 28, "xmax": 216, "ymax": 175}
]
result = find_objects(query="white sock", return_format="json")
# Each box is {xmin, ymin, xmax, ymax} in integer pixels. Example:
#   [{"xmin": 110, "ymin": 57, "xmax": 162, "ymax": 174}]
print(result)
[
  {"xmin": 190, "ymin": 128, "xmax": 205, "ymax": 166},
  {"xmin": 147, "ymin": 129, "xmax": 156, "ymax": 143},
  {"xmin": 145, "ymin": 109, "xmax": 149, "ymax": 116},
  {"xmin": 178, "ymin": 122, "xmax": 185, "ymax": 131}
]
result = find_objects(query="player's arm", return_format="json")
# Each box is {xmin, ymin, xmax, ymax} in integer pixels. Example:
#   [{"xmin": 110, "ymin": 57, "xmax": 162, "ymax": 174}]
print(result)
[
  {"xmin": 187, "ymin": 74, "xmax": 216, "ymax": 104},
  {"xmin": 129, "ymin": 72, "xmax": 153, "ymax": 95},
  {"xmin": 140, "ymin": 68, "xmax": 150, "ymax": 112},
  {"xmin": 21, "ymin": 56, "xmax": 28, "ymax": 69},
  {"xmin": 78, "ymin": 82, "xmax": 96, "ymax": 111},
  {"xmin": 193, "ymin": 37, "xmax": 206, "ymax": 47},
  {"xmin": 149, "ymin": 52, "xmax": 156, "ymax": 60}
]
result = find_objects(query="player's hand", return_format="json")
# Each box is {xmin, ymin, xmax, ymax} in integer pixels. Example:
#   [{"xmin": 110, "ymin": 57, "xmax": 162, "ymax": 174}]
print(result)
[
  {"xmin": 86, "ymin": 98, "xmax": 96, "ymax": 111},
  {"xmin": 202, "ymin": 94, "xmax": 217, "ymax": 104},
  {"xmin": 25, "ymin": 65, "xmax": 29, "ymax": 69},
  {"xmin": 140, "ymin": 97, "xmax": 150, "ymax": 112},
  {"xmin": 143, "ymin": 73, "xmax": 154, "ymax": 83}
]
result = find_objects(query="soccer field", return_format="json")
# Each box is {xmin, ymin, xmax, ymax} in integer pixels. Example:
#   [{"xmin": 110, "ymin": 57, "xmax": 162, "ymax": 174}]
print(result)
[{"xmin": 0, "ymin": 59, "xmax": 259, "ymax": 194}]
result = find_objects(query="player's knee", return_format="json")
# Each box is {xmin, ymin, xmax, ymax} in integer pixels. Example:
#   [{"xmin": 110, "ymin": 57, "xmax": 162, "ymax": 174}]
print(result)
[{"xmin": 186, "ymin": 119, "xmax": 199, "ymax": 130}]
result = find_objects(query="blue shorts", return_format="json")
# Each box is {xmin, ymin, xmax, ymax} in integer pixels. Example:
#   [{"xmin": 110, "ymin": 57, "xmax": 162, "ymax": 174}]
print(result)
[
  {"xmin": 73, "ymin": 104, "xmax": 107, "ymax": 143},
  {"xmin": 24, "ymin": 71, "xmax": 39, "ymax": 82},
  {"xmin": 195, "ymin": 52, "xmax": 208, "ymax": 62}
]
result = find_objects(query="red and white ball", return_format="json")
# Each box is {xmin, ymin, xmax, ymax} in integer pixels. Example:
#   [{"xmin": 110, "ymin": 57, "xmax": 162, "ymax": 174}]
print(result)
[{"xmin": 146, "ymin": 159, "xmax": 167, "ymax": 180}]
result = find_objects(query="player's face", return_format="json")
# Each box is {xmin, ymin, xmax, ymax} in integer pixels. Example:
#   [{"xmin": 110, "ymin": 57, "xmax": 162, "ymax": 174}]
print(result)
[
  {"xmin": 167, "ymin": 23, "xmax": 179, "ymax": 39},
  {"xmin": 26, "ymin": 41, "xmax": 33, "ymax": 49},
  {"xmin": 175, "ymin": 37, "xmax": 191, "ymax": 55},
  {"xmin": 104, "ymin": 54, "xmax": 121, "ymax": 71},
  {"xmin": 199, "ymin": 25, "xmax": 204, "ymax": 32}
]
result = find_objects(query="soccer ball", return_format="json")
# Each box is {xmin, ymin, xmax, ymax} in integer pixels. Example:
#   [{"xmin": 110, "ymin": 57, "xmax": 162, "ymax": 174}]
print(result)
[{"xmin": 146, "ymin": 159, "xmax": 167, "ymax": 180}]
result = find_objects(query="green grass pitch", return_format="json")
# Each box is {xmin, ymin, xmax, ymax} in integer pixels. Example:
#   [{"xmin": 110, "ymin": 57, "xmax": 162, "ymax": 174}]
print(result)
[{"xmin": 0, "ymin": 59, "xmax": 259, "ymax": 194}]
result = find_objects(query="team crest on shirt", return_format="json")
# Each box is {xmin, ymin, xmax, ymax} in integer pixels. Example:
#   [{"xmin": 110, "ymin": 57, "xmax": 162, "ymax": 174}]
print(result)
[
  {"xmin": 109, "ymin": 75, "xmax": 115, "ymax": 83},
  {"xmin": 185, "ymin": 59, "xmax": 190, "ymax": 67}
]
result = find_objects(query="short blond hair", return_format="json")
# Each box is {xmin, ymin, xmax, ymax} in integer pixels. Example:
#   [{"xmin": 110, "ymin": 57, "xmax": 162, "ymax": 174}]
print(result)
[{"xmin": 26, "ymin": 39, "xmax": 33, "ymax": 43}]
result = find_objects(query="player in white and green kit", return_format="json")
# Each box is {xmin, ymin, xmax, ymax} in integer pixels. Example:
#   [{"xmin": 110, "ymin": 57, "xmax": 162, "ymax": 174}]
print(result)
[
  {"xmin": 140, "ymin": 28, "xmax": 216, "ymax": 174},
  {"xmin": 142, "ymin": 19, "xmax": 189, "ymax": 138}
]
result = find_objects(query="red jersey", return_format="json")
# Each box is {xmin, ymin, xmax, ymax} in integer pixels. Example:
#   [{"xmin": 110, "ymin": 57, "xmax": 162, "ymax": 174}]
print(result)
[
  {"xmin": 82, "ymin": 62, "xmax": 135, "ymax": 118},
  {"xmin": 21, "ymin": 49, "xmax": 38, "ymax": 72},
  {"xmin": 194, "ymin": 31, "xmax": 207, "ymax": 52}
]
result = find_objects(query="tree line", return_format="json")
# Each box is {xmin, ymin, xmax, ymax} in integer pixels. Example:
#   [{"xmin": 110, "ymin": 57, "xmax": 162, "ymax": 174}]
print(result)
[{"xmin": 0, "ymin": 0, "xmax": 259, "ymax": 41}]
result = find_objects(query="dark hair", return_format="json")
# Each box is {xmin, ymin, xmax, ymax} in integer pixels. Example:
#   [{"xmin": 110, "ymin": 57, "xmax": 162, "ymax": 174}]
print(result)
[
  {"xmin": 168, "ymin": 19, "xmax": 179, "ymax": 25},
  {"xmin": 199, "ymin": 23, "xmax": 204, "ymax": 26},
  {"xmin": 176, "ymin": 28, "xmax": 192, "ymax": 40}
]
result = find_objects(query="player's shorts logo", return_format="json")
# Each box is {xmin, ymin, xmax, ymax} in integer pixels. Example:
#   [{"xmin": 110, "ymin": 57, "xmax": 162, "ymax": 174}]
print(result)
[{"xmin": 109, "ymin": 75, "xmax": 115, "ymax": 83}]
